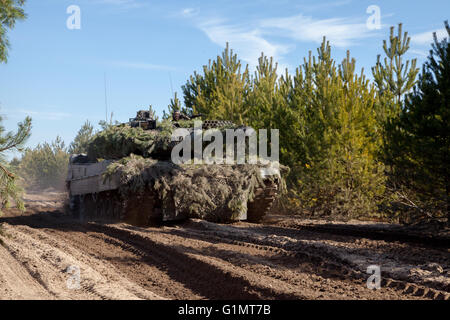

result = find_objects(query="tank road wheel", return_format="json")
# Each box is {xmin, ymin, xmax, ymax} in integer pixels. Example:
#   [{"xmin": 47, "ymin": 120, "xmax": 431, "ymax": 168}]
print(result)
[
  {"xmin": 70, "ymin": 194, "xmax": 87, "ymax": 222},
  {"xmin": 79, "ymin": 191, "xmax": 124, "ymax": 222},
  {"xmin": 247, "ymin": 180, "xmax": 279, "ymax": 223},
  {"xmin": 102, "ymin": 191, "xmax": 123, "ymax": 220},
  {"xmin": 69, "ymin": 195, "xmax": 81, "ymax": 219},
  {"xmin": 104, "ymin": 191, "xmax": 120, "ymax": 220},
  {"xmin": 83, "ymin": 194, "xmax": 97, "ymax": 220},
  {"xmin": 123, "ymin": 191, "xmax": 162, "ymax": 226}
]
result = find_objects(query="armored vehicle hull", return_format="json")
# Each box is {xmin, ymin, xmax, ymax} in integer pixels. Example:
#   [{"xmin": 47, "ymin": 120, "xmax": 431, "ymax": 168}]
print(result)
[{"xmin": 67, "ymin": 159, "xmax": 281, "ymax": 225}]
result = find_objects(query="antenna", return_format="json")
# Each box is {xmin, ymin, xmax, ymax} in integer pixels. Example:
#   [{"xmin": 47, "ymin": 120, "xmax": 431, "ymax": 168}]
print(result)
[
  {"xmin": 104, "ymin": 72, "xmax": 108, "ymax": 122},
  {"xmin": 168, "ymin": 72, "xmax": 174, "ymax": 96}
]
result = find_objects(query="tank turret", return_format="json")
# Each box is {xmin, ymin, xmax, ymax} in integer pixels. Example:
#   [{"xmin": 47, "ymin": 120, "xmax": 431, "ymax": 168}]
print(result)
[{"xmin": 129, "ymin": 110, "xmax": 157, "ymax": 130}]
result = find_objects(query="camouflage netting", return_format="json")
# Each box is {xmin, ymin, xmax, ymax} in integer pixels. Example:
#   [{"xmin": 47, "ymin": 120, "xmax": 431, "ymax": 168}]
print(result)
[
  {"xmin": 86, "ymin": 120, "xmax": 238, "ymax": 161},
  {"xmin": 86, "ymin": 123, "xmax": 172, "ymax": 161},
  {"xmin": 104, "ymin": 154, "xmax": 283, "ymax": 222}
]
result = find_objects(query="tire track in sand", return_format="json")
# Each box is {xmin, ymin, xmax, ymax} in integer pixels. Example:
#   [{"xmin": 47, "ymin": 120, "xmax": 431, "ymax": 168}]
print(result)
[
  {"xmin": 46, "ymin": 221, "xmax": 305, "ymax": 300},
  {"xmin": 0, "ymin": 223, "xmax": 163, "ymax": 300}
]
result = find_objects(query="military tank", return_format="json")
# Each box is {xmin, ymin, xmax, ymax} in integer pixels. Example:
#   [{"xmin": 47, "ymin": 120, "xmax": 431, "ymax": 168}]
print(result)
[{"xmin": 66, "ymin": 110, "xmax": 282, "ymax": 226}]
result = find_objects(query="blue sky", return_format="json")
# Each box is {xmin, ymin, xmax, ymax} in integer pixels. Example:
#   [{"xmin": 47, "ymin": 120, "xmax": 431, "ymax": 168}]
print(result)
[{"xmin": 0, "ymin": 0, "xmax": 448, "ymax": 157}]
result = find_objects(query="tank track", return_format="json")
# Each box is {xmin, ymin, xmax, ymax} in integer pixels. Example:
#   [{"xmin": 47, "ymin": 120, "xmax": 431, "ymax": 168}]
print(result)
[
  {"xmin": 70, "ymin": 190, "xmax": 163, "ymax": 226},
  {"xmin": 70, "ymin": 178, "xmax": 280, "ymax": 225},
  {"xmin": 247, "ymin": 179, "xmax": 279, "ymax": 222}
]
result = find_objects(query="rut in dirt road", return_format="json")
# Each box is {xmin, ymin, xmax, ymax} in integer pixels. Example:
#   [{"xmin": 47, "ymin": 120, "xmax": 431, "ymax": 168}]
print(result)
[
  {"xmin": 2, "ymin": 211, "xmax": 448, "ymax": 300},
  {"xmin": 40, "ymin": 221, "xmax": 308, "ymax": 300},
  {"xmin": 0, "ymin": 221, "xmax": 163, "ymax": 300}
]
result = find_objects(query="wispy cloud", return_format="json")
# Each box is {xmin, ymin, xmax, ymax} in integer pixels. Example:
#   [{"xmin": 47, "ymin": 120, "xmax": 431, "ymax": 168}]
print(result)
[
  {"xmin": 260, "ymin": 14, "xmax": 376, "ymax": 48},
  {"xmin": 296, "ymin": 0, "xmax": 353, "ymax": 13},
  {"xmin": 184, "ymin": 9, "xmax": 377, "ymax": 70},
  {"xmin": 411, "ymin": 28, "xmax": 448, "ymax": 46},
  {"xmin": 180, "ymin": 8, "xmax": 199, "ymax": 18},
  {"xmin": 198, "ymin": 19, "xmax": 291, "ymax": 69},
  {"xmin": 3, "ymin": 109, "xmax": 72, "ymax": 121},
  {"xmin": 109, "ymin": 60, "xmax": 176, "ymax": 71}
]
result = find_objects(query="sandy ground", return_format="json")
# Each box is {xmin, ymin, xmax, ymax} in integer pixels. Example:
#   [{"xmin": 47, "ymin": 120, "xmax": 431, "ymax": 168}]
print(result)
[{"xmin": 0, "ymin": 191, "xmax": 448, "ymax": 300}]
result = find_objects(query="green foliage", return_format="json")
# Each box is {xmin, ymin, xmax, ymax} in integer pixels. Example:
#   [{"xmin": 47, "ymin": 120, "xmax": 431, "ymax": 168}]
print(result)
[
  {"xmin": 176, "ymin": 38, "xmax": 390, "ymax": 219},
  {"xmin": 163, "ymin": 93, "xmax": 186, "ymax": 120},
  {"xmin": 0, "ymin": 115, "xmax": 31, "ymax": 213},
  {"xmin": 182, "ymin": 43, "xmax": 251, "ymax": 124},
  {"xmin": 372, "ymin": 23, "xmax": 420, "ymax": 167},
  {"xmin": 247, "ymin": 54, "xmax": 281, "ymax": 129},
  {"xmin": 169, "ymin": 92, "xmax": 182, "ymax": 112},
  {"xmin": 104, "ymin": 154, "xmax": 277, "ymax": 222},
  {"xmin": 9, "ymin": 157, "xmax": 20, "ymax": 168},
  {"xmin": 285, "ymin": 42, "xmax": 386, "ymax": 219},
  {"xmin": 147, "ymin": 105, "xmax": 158, "ymax": 121},
  {"xmin": 372, "ymin": 23, "xmax": 419, "ymax": 105},
  {"xmin": 86, "ymin": 118, "xmax": 244, "ymax": 162},
  {"xmin": 0, "ymin": 0, "xmax": 27, "ymax": 63},
  {"xmin": 0, "ymin": 0, "xmax": 31, "ymax": 211},
  {"xmin": 19, "ymin": 136, "xmax": 70, "ymax": 190},
  {"xmin": 86, "ymin": 122, "xmax": 174, "ymax": 161},
  {"xmin": 247, "ymin": 54, "xmax": 300, "ymax": 170},
  {"xmin": 68, "ymin": 120, "xmax": 94, "ymax": 154},
  {"xmin": 98, "ymin": 112, "xmax": 119, "ymax": 131},
  {"xmin": 389, "ymin": 21, "xmax": 450, "ymax": 223}
]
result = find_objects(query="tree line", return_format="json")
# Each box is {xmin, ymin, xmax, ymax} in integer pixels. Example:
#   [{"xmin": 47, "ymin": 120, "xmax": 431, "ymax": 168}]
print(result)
[{"xmin": 170, "ymin": 22, "xmax": 449, "ymax": 223}]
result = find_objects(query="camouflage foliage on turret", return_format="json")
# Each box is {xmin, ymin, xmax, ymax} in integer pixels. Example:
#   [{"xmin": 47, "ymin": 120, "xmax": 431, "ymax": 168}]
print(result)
[{"xmin": 103, "ymin": 155, "xmax": 284, "ymax": 222}]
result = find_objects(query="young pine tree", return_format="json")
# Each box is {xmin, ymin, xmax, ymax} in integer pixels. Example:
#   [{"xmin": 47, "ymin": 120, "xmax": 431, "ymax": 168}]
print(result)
[
  {"xmin": 182, "ymin": 43, "xmax": 251, "ymax": 124},
  {"xmin": 246, "ymin": 54, "xmax": 303, "ymax": 172},
  {"xmin": 292, "ymin": 39, "xmax": 386, "ymax": 218},
  {"xmin": 372, "ymin": 23, "xmax": 419, "ymax": 108},
  {"xmin": 393, "ymin": 21, "xmax": 450, "ymax": 223},
  {"xmin": 20, "ymin": 136, "xmax": 69, "ymax": 190},
  {"xmin": 372, "ymin": 24, "xmax": 419, "ymax": 167},
  {"xmin": 247, "ymin": 54, "xmax": 280, "ymax": 129},
  {"xmin": 69, "ymin": 120, "xmax": 94, "ymax": 154},
  {"xmin": 0, "ymin": 0, "xmax": 27, "ymax": 63},
  {"xmin": 167, "ymin": 92, "xmax": 189, "ymax": 115},
  {"xmin": 0, "ymin": 115, "xmax": 32, "ymax": 213}
]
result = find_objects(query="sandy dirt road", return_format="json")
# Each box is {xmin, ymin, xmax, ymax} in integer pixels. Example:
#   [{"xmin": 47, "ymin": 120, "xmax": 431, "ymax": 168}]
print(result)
[{"xmin": 0, "ymin": 193, "xmax": 449, "ymax": 300}]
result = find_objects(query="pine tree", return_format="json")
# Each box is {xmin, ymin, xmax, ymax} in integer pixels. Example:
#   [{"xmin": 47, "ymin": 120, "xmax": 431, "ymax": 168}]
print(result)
[
  {"xmin": 0, "ymin": 115, "xmax": 31, "ymax": 212},
  {"xmin": 246, "ymin": 54, "xmax": 302, "ymax": 171},
  {"xmin": 372, "ymin": 24, "xmax": 420, "ymax": 170},
  {"xmin": 20, "ymin": 136, "xmax": 69, "ymax": 190},
  {"xmin": 393, "ymin": 21, "xmax": 450, "ymax": 223},
  {"xmin": 181, "ymin": 43, "xmax": 250, "ymax": 124},
  {"xmin": 291, "ymin": 39, "xmax": 386, "ymax": 218},
  {"xmin": 99, "ymin": 112, "xmax": 118, "ymax": 130},
  {"xmin": 0, "ymin": 1, "xmax": 30, "ymax": 214},
  {"xmin": 69, "ymin": 120, "xmax": 94, "ymax": 154},
  {"xmin": 0, "ymin": 0, "xmax": 27, "ymax": 63},
  {"xmin": 247, "ymin": 54, "xmax": 279, "ymax": 129},
  {"xmin": 168, "ymin": 92, "xmax": 186, "ymax": 114},
  {"xmin": 372, "ymin": 23, "xmax": 419, "ymax": 108}
]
